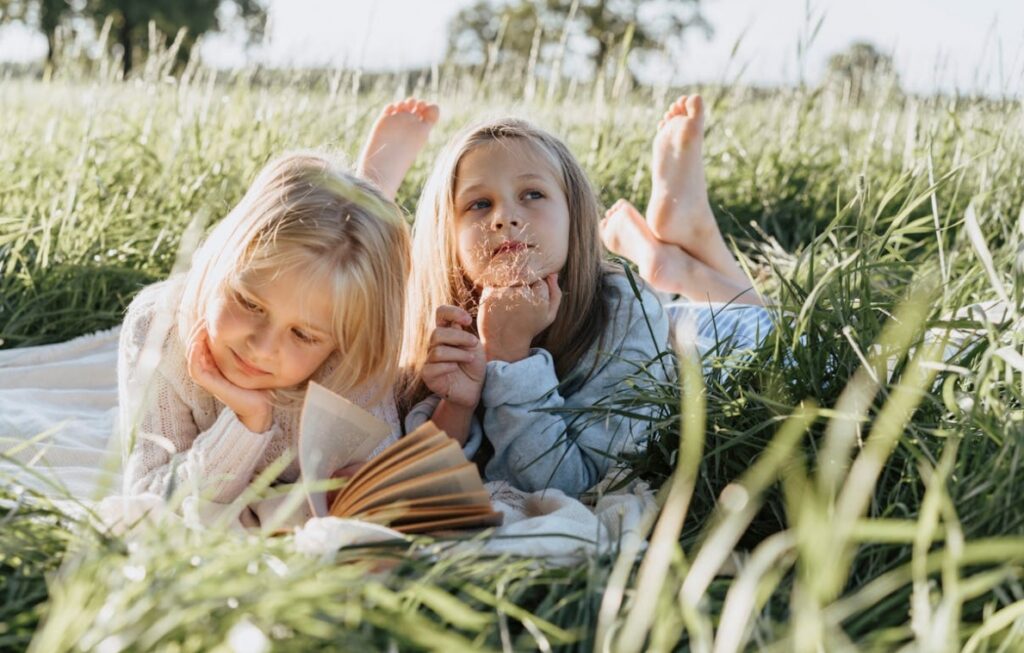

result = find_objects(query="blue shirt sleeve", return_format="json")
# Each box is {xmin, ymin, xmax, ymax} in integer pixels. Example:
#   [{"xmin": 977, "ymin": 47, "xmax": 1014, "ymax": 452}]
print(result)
[{"xmin": 478, "ymin": 276, "xmax": 670, "ymax": 495}]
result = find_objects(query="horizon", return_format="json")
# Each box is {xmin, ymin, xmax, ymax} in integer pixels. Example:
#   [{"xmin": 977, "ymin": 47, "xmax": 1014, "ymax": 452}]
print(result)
[{"xmin": 0, "ymin": 0, "xmax": 1021, "ymax": 98}]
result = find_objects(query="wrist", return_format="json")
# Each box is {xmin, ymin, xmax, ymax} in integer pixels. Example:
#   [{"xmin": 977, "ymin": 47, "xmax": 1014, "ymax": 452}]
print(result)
[
  {"xmin": 482, "ymin": 337, "xmax": 531, "ymax": 363},
  {"xmin": 238, "ymin": 409, "xmax": 272, "ymax": 434},
  {"xmin": 433, "ymin": 399, "xmax": 475, "ymax": 445}
]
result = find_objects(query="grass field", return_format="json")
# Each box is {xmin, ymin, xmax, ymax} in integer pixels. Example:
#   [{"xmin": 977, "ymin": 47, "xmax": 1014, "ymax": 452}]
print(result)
[{"xmin": 1, "ymin": 47, "xmax": 1024, "ymax": 652}]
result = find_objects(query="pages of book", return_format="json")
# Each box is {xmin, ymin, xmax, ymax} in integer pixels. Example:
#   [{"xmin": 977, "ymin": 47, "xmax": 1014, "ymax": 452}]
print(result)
[{"xmin": 299, "ymin": 381, "xmax": 393, "ymax": 517}]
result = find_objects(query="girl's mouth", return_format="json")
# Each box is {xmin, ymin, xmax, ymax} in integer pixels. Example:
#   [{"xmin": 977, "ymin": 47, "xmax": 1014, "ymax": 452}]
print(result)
[
  {"xmin": 492, "ymin": 240, "xmax": 529, "ymax": 256},
  {"xmin": 231, "ymin": 349, "xmax": 270, "ymax": 376}
]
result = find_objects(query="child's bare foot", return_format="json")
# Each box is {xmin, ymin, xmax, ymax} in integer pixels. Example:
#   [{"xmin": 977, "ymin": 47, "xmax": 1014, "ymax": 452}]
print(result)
[
  {"xmin": 357, "ymin": 98, "xmax": 440, "ymax": 201},
  {"xmin": 647, "ymin": 95, "xmax": 714, "ymax": 243},
  {"xmin": 647, "ymin": 95, "xmax": 748, "ymax": 286},
  {"xmin": 602, "ymin": 199, "xmax": 758, "ymax": 303}
]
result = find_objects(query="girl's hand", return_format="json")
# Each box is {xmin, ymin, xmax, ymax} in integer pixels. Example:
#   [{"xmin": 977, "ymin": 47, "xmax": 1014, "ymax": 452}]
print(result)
[
  {"xmin": 422, "ymin": 305, "xmax": 486, "ymax": 409},
  {"xmin": 187, "ymin": 323, "xmax": 273, "ymax": 433},
  {"xmin": 478, "ymin": 273, "xmax": 561, "ymax": 363}
]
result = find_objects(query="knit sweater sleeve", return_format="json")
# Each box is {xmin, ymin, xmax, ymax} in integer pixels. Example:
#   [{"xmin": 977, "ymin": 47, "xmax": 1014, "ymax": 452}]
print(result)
[{"xmin": 118, "ymin": 282, "xmax": 278, "ymax": 503}]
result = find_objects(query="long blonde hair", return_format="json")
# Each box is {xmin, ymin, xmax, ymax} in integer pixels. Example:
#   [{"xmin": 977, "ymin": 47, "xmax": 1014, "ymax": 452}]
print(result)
[
  {"xmin": 401, "ymin": 119, "xmax": 614, "ymax": 406},
  {"xmin": 179, "ymin": 151, "xmax": 410, "ymax": 405}
]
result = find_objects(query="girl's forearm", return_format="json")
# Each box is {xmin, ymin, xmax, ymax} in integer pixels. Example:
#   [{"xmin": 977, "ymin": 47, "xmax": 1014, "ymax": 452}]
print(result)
[{"xmin": 431, "ymin": 399, "xmax": 476, "ymax": 446}]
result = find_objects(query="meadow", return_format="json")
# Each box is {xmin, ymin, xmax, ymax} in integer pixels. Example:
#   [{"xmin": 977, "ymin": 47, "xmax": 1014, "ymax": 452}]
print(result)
[{"xmin": 1, "ymin": 41, "xmax": 1023, "ymax": 651}]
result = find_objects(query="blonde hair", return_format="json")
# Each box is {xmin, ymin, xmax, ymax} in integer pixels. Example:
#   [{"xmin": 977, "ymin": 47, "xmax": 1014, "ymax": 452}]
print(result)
[
  {"xmin": 179, "ymin": 151, "xmax": 410, "ymax": 406},
  {"xmin": 401, "ymin": 118, "xmax": 615, "ymax": 406}
]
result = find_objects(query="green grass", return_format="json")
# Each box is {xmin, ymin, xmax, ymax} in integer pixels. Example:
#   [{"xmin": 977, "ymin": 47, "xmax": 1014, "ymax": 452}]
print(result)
[{"xmin": 2, "ymin": 45, "xmax": 1024, "ymax": 652}]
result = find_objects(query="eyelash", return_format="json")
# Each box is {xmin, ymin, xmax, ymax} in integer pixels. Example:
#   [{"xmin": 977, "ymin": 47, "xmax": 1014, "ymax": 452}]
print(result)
[
  {"xmin": 466, "ymin": 190, "xmax": 544, "ymax": 212},
  {"xmin": 235, "ymin": 291, "xmax": 320, "ymax": 345},
  {"xmin": 235, "ymin": 291, "xmax": 263, "ymax": 314},
  {"xmin": 292, "ymin": 329, "xmax": 318, "ymax": 345}
]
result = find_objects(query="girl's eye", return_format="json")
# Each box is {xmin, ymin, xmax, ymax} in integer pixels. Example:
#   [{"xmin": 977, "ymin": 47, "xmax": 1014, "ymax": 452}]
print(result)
[
  {"xmin": 235, "ymin": 292, "xmax": 263, "ymax": 314},
  {"xmin": 522, "ymin": 190, "xmax": 544, "ymax": 201},
  {"xmin": 467, "ymin": 199, "xmax": 491, "ymax": 211},
  {"xmin": 292, "ymin": 328, "xmax": 319, "ymax": 345}
]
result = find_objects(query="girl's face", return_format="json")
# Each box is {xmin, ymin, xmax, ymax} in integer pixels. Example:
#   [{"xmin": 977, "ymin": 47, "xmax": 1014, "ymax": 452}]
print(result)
[
  {"xmin": 453, "ymin": 139, "xmax": 570, "ymax": 288},
  {"xmin": 204, "ymin": 266, "xmax": 337, "ymax": 391}
]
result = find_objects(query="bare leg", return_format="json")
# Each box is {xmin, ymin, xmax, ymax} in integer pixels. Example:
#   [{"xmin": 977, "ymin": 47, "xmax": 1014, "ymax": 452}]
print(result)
[
  {"xmin": 601, "ymin": 200, "xmax": 762, "ymax": 305},
  {"xmin": 647, "ymin": 94, "xmax": 748, "ymax": 286},
  {"xmin": 357, "ymin": 98, "xmax": 440, "ymax": 201}
]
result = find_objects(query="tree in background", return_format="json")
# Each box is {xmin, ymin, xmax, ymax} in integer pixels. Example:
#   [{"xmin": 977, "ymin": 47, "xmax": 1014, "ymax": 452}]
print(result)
[
  {"xmin": 0, "ymin": 0, "xmax": 266, "ymax": 75},
  {"xmin": 824, "ymin": 41, "xmax": 901, "ymax": 102},
  {"xmin": 84, "ymin": 0, "xmax": 265, "ymax": 76},
  {"xmin": 0, "ymin": 0, "xmax": 74, "ymax": 65},
  {"xmin": 447, "ymin": 0, "xmax": 709, "ymax": 82}
]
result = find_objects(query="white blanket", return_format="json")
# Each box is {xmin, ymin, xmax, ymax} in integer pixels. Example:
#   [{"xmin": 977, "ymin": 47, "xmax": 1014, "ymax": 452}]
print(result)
[{"xmin": 0, "ymin": 328, "xmax": 655, "ymax": 561}]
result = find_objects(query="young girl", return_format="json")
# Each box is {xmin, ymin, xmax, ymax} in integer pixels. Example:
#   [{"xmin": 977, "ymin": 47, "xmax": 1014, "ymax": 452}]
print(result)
[
  {"xmin": 121, "ymin": 99, "xmax": 438, "ymax": 503},
  {"xmin": 401, "ymin": 117, "xmax": 672, "ymax": 497}
]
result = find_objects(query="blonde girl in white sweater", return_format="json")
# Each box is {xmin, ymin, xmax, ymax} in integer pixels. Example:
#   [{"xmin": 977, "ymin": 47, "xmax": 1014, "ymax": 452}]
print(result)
[{"xmin": 120, "ymin": 100, "xmax": 437, "ymax": 503}]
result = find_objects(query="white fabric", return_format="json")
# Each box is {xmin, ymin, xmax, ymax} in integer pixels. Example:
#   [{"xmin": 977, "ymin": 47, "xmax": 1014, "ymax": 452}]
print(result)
[
  {"xmin": 0, "ymin": 327, "xmax": 656, "ymax": 562},
  {"xmin": 0, "ymin": 327, "xmax": 122, "ymax": 498}
]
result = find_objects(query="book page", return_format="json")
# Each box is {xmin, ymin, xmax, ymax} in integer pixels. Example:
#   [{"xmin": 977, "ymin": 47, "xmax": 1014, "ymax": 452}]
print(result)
[
  {"xmin": 393, "ymin": 511, "xmax": 504, "ymax": 534},
  {"xmin": 299, "ymin": 381, "xmax": 393, "ymax": 517},
  {"xmin": 359, "ymin": 490, "xmax": 492, "ymax": 515},
  {"xmin": 344, "ymin": 462, "xmax": 485, "ymax": 515},
  {"xmin": 331, "ymin": 438, "xmax": 467, "ymax": 515}
]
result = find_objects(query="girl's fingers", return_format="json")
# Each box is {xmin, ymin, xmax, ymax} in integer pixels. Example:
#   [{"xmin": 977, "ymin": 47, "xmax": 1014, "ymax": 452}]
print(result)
[
  {"xmin": 436, "ymin": 304, "xmax": 473, "ymax": 328},
  {"xmin": 429, "ymin": 326, "xmax": 479, "ymax": 348},
  {"xmin": 423, "ymin": 362, "xmax": 459, "ymax": 376},
  {"xmin": 427, "ymin": 345, "xmax": 477, "ymax": 364}
]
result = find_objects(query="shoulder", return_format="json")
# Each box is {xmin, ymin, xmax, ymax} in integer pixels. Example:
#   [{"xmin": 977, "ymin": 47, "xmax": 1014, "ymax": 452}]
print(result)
[
  {"xmin": 121, "ymin": 276, "xmax": 186, "ymax": 357},
  {"xmin": 600, "ymin": 269, "xmax": 669, "ymax": 348}
]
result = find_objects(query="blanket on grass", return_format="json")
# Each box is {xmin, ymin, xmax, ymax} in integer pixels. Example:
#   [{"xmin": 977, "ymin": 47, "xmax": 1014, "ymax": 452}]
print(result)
[{"xmin": 0, "ymin": 327, "xmax": 656, "ymax": 561}]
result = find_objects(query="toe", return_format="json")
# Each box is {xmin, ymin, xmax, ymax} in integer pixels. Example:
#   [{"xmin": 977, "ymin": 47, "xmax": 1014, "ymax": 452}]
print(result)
[
  {"xmin": 623, "ymin": 200, "xmax": 643, "ymax": 219},
  {"xmin": 686, "ymin": 95, "xmax": 703, "ymax": 117},
  {"xmin": 421, "ymin": 103, "xmax": 440, "ymax": 124}
]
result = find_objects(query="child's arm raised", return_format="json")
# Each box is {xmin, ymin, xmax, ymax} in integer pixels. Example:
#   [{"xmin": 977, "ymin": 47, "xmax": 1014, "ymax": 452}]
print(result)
[
  {"xmin": 119, "ymin": 286, "xmax": 279, "ymax": 503},
  {"xmin": 418, "ymin": 305, "xmax": 486, "ymax": 446},
  {"xmin": 476, "ymin": 276, "xmax": 670, "ymax": 496}
]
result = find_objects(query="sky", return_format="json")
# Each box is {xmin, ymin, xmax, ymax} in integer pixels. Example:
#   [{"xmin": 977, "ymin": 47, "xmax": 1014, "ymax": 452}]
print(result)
[{"xmin": 1, "ymin": 0, "xmax": 1022, "ymax": 97}]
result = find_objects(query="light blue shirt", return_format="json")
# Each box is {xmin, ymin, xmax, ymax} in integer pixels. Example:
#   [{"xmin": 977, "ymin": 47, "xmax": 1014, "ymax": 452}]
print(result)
[{"xmin": 405, "ymin": 272, "xmax": 670, "ymax": 496}]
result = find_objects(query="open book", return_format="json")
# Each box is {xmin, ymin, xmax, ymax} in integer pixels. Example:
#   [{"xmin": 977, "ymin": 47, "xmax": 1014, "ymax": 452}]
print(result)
[{"xmin": 250, "ymin": 382, "xmax": 502, "ymax": 534}]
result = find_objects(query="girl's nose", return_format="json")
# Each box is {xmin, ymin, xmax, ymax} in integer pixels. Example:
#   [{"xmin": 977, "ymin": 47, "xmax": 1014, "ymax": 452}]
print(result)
[
  {"xmin": 490, "ymin": 209, "xmax": 520, "ymax": 230},
  {"xmin": 247, "ymin": 328, "xmax": 277, "ymax": 360}
]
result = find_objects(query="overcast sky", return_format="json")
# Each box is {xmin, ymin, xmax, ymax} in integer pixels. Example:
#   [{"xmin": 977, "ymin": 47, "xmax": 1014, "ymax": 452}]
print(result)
[{"xmin": 1, "ymin": 0, "xmax": 1021, "ymax": 96}]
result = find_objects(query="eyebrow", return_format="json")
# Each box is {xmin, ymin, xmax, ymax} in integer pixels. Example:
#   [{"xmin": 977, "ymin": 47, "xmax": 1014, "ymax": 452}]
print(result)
[
  {"xmin": 241, "ymin": 286, "xmax": 333, "ymax": 337},
  {"xmin": 456, "ymin": 174, "xmax": 551, "ymax": 198}
]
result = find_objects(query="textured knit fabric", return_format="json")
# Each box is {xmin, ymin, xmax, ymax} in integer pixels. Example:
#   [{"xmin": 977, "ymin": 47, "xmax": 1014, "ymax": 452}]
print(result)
[
  {"xmin": 406, "ymin": 272, "xmax": 671, "ymax": 497},
  {"xmin": 119, "ymin": 277, "xmax": 400, "ymax": 503}
]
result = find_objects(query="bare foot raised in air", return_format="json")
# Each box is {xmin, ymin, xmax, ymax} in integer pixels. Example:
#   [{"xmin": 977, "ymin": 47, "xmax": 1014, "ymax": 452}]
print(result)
[
  {"xmin": 601, "ymin": 199, "xmax": 758, "ymax": 303},
  {"xmin": 646, "ymin": 95, "xmax": 748, "ymax": 285},
  {"xmin": 357, "ymin": 98, "xmax": 440, "ymax": 201}
]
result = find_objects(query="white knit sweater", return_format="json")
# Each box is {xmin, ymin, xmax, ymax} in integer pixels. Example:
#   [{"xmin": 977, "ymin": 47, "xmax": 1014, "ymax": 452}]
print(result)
[{"xmin": 118, "ymin": 277, "xmax": 400, "ymax": 503}]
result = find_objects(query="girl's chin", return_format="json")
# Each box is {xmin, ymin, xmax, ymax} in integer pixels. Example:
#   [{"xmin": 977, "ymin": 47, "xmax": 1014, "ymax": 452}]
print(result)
[
  {"xmin": 221, "ymin": 365, "xmax": 277, "ymax": 391},
  {"xmin": 226, "ymin": 373, "xmax": 271, "ymax": 390},
  {"xmin": 476, "ymin": 264, "xmax": 548, "ymax": 288}
]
